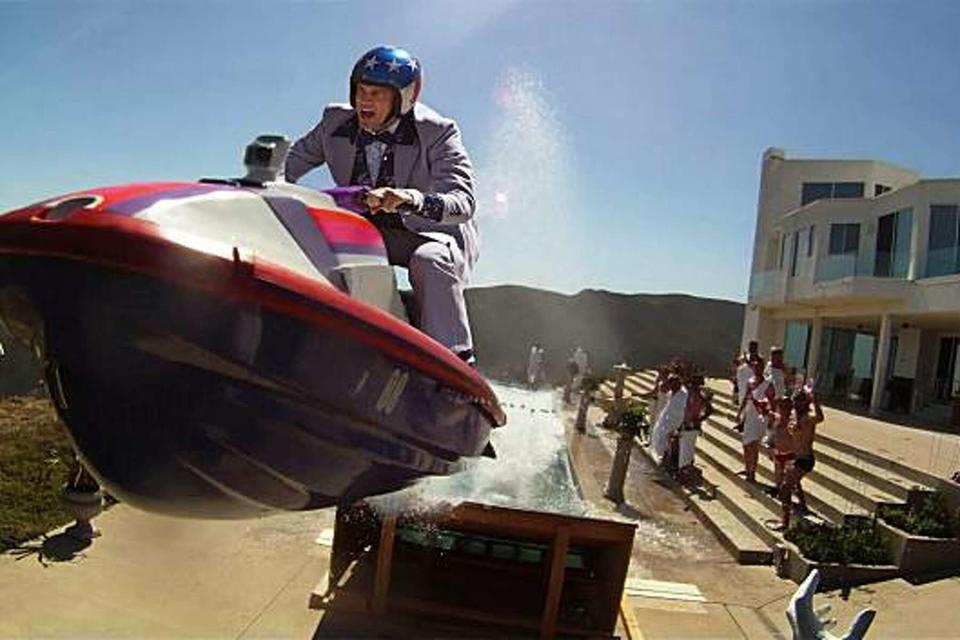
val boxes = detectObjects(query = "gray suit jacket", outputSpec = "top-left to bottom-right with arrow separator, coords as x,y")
285,102 -> 478,268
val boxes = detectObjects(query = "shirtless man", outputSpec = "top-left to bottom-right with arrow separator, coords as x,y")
778,388 -> 824,530
769,396 -> 795,505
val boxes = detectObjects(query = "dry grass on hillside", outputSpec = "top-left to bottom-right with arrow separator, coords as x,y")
0,395 -> 74,548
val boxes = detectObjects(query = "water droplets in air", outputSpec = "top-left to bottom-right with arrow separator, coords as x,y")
474,68 -> 579,289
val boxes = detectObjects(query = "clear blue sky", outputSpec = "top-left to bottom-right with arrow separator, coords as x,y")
3,0 -> 960,302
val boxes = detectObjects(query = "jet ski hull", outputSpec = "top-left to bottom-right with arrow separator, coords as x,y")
0,184 -> 504,518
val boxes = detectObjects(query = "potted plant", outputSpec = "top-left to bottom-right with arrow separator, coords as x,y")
603,401 -> 648,504
59,461 -> 104,541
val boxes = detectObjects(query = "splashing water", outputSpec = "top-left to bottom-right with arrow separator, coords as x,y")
480,67 -> 573,221
474,68 -> 580,289
366,384 -> 712,562
368,384 -> 586,518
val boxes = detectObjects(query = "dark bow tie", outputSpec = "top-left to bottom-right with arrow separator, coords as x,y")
357,128 -> 395,147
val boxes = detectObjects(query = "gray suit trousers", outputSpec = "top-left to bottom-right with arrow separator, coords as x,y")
378,225 -> 473,354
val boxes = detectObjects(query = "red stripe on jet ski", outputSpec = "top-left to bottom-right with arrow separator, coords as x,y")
307,207 -> 385,250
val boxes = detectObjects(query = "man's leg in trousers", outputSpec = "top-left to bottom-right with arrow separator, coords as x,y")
409,240 -> 472,354
377,227 -> 473,354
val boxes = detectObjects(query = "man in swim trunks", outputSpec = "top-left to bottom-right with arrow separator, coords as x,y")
776,387 -> 824,530
770,396 -> 795,500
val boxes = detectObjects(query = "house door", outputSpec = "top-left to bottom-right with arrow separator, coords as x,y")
935,337 -> 960,402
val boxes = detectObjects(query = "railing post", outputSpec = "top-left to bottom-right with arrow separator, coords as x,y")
604,364 -> 633,504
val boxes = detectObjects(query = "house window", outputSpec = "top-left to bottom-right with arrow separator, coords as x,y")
828,223 -> 860,255
875,184 -> 891,196
784,321 -> 811,372
935,337 -> 960,401
801,183 -> 834,206
874,208 -> 912,278
801,181 -> 865,206
790,230 -> 802,277
834,182 -> 865,199
779,233 -> 787,270
927,205 -> 960,277
807,225 -> 815,257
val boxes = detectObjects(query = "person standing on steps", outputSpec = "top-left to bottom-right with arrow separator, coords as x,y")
776,387 -> 824,530
737,355 -> 767,483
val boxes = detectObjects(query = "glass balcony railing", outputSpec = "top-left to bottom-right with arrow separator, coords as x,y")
925,246 -> 960,278
748,269 -> 781,300
814,252 -> 866,282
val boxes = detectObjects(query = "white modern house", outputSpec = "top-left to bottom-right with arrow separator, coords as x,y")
742,148 -> 960,419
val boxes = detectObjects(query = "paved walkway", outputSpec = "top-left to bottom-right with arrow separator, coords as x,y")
0,506 -> 333,638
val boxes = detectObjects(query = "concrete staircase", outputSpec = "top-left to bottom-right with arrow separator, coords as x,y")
598,370 -> 938,566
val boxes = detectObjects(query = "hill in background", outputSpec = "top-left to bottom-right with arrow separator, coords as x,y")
466,285 -> 744,383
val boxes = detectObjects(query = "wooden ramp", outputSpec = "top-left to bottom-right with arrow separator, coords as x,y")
311,500 -> 636,639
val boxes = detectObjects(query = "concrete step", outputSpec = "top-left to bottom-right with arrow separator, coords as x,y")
633,445 -> 773,565
812,432 -> 940,492
699,417 -> 902,514
695,430 -> 868,524
691,447 -> 786,547
703,411 -> 927,501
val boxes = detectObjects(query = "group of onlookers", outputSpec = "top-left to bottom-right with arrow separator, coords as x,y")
732,341 -> 824,531
641,344 -> 825,530
646,358 -> 714,485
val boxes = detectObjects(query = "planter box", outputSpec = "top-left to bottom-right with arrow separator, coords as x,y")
877,519 -> 960,577
774,542 -> 900,590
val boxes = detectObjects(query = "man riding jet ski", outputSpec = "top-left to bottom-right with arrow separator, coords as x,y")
0,49 -> 503,517
285,45 -> 478,366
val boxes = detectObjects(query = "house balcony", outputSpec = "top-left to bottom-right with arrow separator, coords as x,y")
800,252 -> 910,305
814,252 -> 872,282
748,269 -> 785,303
925,246 -> 960,279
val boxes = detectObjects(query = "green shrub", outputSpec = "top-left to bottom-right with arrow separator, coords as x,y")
878,493 -> 955,538
786,519 -> 889,566
602,400 -> 649,438
0,396 -> 74,549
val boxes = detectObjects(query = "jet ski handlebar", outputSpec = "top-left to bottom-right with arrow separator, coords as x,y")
321,186 -> 418,219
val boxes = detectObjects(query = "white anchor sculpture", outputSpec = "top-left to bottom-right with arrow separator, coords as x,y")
787,569 -> 876,640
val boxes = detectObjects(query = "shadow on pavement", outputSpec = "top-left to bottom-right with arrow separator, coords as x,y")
4,532 -> 92,566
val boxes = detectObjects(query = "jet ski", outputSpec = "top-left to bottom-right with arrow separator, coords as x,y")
0,135 -> 505,518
